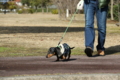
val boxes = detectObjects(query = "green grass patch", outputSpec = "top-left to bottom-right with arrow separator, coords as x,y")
0,47 -> 10,52
0,46 -> 47,57
72,48 -> 85,55
107,26 -> 120,34
0,45 -> 119,57
0,46 -> 86,57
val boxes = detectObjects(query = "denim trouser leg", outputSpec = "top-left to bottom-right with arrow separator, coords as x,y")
84,1 -> 108,51
96,7 -> 108,51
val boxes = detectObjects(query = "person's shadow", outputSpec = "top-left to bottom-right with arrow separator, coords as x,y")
105,45 -> 120,55
92,45 -> 120,57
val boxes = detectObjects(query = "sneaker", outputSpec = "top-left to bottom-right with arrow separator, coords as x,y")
97,50 -> 105,56
84,47 -> 93,57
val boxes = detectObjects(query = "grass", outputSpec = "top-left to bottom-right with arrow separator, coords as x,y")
0,47 -> 10,52
0,13 -> 119,57
107,26 -> 120,34
0,45 -> 86,57
0,46 -> 47,57
0,45 -> 120,57
72,48 -> 85,55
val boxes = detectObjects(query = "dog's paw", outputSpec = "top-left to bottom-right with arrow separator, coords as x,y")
56,59 -> 59,61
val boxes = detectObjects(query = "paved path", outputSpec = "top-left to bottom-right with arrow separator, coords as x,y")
0,55 -> 120,77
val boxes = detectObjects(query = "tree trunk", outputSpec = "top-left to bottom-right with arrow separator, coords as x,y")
47,7 -> 49,13
42,7 -> 44,13
118,0 -> 120,26
110,0 -> 114,20
53,0 -> 80,20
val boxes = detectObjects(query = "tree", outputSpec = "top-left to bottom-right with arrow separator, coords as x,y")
0,2 -> 3,9
118,0 -> 120,25
21,0 -> 31,6
29,0 -> 41,11
110,0 -> 114,20
52,0 -> 79,20
8,1 -> 17,11
21,0 -> 50,12
109,0 -> 120,21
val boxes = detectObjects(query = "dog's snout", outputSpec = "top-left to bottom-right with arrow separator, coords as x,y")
46,55 -> 48,58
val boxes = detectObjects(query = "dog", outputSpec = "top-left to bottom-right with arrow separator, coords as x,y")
46,43 -> 74,61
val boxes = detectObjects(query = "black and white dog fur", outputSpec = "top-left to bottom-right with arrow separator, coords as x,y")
46,43 -> 74,61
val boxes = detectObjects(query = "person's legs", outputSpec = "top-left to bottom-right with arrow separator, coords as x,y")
84,1 -> 97,57
84,1 -> 96,49
96,6 -> 108,54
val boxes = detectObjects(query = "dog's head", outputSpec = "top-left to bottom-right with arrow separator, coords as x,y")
46,47 -> 56,58
46,47 -> 61,58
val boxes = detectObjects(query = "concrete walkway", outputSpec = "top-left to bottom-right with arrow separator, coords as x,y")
0,55 -> 120,80
0,74 -> 120,80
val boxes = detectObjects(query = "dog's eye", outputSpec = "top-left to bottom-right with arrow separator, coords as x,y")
50,50 -> 53,52
50,48 -> 54,52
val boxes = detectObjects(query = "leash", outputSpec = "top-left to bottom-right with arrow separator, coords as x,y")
58,9 -> 78,45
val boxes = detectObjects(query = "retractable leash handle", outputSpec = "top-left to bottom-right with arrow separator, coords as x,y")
77,0 -> 84,10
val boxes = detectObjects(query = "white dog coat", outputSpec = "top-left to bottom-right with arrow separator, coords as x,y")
58,43 -> 70,57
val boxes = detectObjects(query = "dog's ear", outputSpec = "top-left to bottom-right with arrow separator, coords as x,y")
55,47 -> 61,55
49,47 -> 55,53
56,47 -> 60,50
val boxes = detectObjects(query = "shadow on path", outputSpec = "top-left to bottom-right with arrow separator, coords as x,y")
105,45 -> 120,55
52,58 -> 77,62
0,26 -> 85,34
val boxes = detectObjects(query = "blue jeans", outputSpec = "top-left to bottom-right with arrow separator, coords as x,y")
84,0 -> 108,51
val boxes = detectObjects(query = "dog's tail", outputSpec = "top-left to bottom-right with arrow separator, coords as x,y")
70,47 -> 75,49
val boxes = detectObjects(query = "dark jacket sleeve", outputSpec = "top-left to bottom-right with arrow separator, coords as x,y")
98,0 -> 110,8
84,0 -> 110,8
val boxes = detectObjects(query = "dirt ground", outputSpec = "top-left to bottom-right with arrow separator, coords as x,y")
0,13 -> 120,77
0,13 -> 119,50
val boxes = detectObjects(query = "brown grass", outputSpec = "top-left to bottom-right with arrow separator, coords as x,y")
0,13 -> 119,57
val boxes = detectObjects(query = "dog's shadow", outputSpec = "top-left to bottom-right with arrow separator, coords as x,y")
52,58 -> 77,62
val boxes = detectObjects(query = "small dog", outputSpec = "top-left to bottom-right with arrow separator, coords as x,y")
46,43 -> 74,61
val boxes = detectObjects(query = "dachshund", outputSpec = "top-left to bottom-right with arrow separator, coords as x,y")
46,43 -> 74,61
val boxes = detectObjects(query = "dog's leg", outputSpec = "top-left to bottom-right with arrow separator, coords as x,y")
56,55 -> 59,61
67,50 -> 71,60
62,55 -> 66,60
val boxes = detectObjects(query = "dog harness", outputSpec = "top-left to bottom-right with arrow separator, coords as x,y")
58,43 -> 70,57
